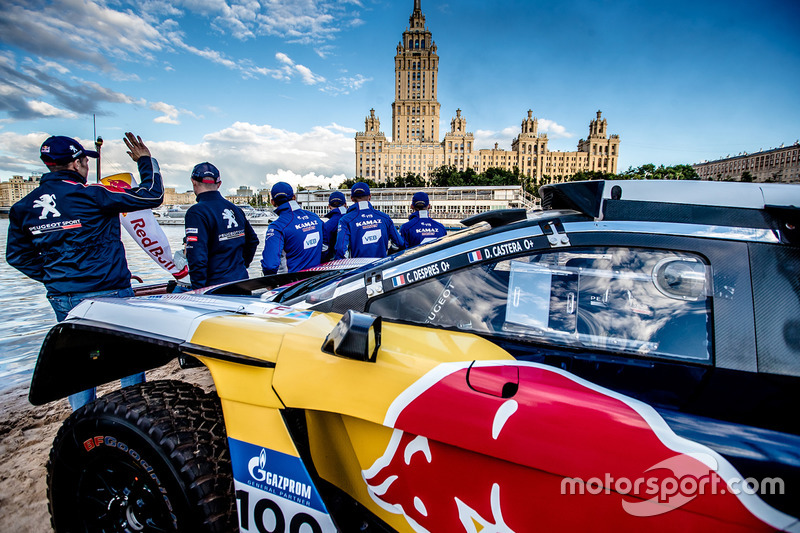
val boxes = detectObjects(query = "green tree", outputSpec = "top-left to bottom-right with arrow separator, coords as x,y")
565,170 -> 618,182
618,164 -> 699,180
429,165 -> 464,187
479,167 -> 519,186
338,177 -> 379,189
403,172 -> 426,188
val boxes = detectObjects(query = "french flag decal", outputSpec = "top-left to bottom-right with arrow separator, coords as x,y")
392,275 -> 406,287
467,250 -> 482,263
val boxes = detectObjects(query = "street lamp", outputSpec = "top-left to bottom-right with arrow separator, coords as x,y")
94,136 -> 103,183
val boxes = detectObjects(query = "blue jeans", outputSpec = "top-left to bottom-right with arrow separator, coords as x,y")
47,287 -> 145,411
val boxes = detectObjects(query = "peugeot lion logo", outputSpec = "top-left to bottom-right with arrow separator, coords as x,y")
33,194 -> 61,219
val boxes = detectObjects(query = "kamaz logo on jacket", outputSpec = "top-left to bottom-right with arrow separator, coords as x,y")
294,220 -> 318,230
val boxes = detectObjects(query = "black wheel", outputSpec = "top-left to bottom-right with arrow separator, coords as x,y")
47,380 -> 237,532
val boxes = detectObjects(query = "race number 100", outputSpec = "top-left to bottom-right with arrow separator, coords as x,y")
236,490 -> 323,533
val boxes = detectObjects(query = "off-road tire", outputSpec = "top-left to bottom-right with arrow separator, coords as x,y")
47,380 -> 237,532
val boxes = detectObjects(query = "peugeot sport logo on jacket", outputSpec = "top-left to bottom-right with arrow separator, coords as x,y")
222,209 -> 238,229
33,194 -> 61,219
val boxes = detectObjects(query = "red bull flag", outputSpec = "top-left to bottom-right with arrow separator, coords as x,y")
100,173 -> 188,280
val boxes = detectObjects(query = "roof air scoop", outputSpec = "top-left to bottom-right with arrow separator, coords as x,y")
539,180 -> 605,218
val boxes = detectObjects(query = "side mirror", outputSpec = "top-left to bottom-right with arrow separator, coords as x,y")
322,310 -> 381,362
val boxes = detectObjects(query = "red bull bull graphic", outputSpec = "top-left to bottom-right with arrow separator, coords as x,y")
363,361 -> 796,532
229,438 -> 336,533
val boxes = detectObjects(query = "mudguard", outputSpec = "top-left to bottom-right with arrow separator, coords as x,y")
29,320 -> 179,405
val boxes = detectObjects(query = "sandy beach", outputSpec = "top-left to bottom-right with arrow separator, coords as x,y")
0,360 -> 214,532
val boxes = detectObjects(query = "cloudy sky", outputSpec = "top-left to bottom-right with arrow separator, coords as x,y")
1,0 -> 798,194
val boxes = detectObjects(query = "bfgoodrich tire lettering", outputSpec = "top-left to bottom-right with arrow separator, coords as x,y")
47,380 -> 237,532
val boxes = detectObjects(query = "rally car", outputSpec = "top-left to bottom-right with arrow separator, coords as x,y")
30,180 -> 800,532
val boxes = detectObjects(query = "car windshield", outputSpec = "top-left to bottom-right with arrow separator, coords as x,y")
281,221 -> 493,306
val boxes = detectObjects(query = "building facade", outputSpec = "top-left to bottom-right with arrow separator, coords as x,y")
355,1 -> 620,183
0,175 -> 41,207
693,142 -> 800,183
163,188 -> 195,206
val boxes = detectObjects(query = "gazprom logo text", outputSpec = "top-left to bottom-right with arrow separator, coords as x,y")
247,448 -> 312,500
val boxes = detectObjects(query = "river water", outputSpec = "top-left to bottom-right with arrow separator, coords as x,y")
0,218 -> 269,393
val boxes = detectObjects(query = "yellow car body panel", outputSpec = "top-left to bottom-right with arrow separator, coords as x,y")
305,411 -> 412,533
221,397 -> 300,458
189,310 -> 518,530
273,320 -> 515,425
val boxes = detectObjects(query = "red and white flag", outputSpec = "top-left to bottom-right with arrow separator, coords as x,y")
100,173 -> 188,279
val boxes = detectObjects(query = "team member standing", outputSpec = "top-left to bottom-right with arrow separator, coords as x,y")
184,162 -> 259,289
321,190 -> 347,263
400,191 -> 447,248
335,182 -> 405,259
6,132 -> 163,410
261,182 -> 323,275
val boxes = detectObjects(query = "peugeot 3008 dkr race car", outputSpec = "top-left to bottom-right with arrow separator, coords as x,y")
30,180 -> 800,532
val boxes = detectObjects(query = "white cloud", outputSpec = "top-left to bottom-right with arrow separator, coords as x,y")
27,101 -> 78,118
322,74 -> 372,95
150,102 -> 181,125
538,118 -> 573,139
0,0 -> 167,70
160,0 -> 363,45
472,120 -> 574,150
32,59 -> 71,75
0,131 -> 55,173
150,101 -> 198,125
295,64 -> 326,85
15,121 -> 356,192
177,42 -> 239,70
274,53 -> 326,85
473,127 -> 517,150
275,52 -> 294,66
261,169 -> 346,192
0,0 -> 371,125
327,122 -> 357,134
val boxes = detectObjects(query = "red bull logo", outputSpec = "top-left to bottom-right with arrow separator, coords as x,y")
362,361 -> 792,532
100,172 -> 134,192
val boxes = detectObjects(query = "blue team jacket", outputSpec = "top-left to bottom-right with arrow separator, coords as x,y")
334,201 -> 405,259
261,201 -> 323,274
184,191 -> 259,289
5,157 -> 164,296
400,210 -> 447,248
322,205 -> 347,263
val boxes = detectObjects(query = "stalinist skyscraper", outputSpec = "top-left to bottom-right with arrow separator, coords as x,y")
355,0 -> 620,183
392,0 -> 440,144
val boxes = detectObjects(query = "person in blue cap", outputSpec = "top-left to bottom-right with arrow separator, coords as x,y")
5,132 -> 163,410
400,191 -> 447,248
334,182 -> 405,259
184,162 -> 259,289
261,182 -> 324,274
321,190 -> 347,263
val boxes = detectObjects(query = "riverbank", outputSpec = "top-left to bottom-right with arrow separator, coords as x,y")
0,360 -> 214,532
